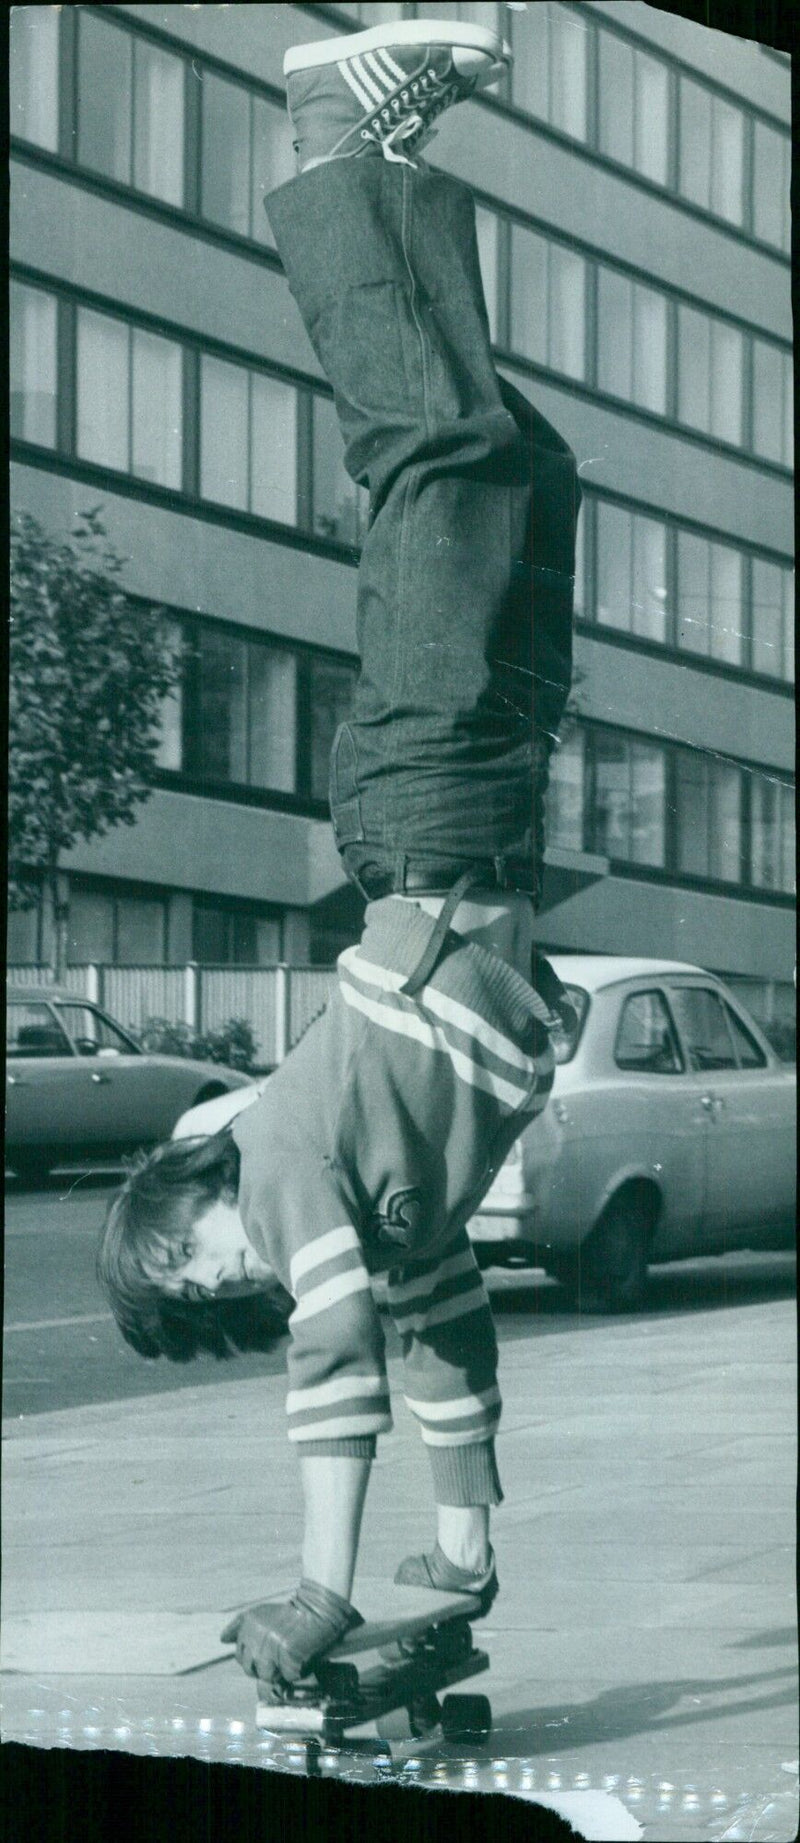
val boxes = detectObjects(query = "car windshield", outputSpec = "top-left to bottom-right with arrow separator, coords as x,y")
551,984 -> 589,1064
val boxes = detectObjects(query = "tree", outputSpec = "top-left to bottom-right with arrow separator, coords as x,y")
9,508 -> 184,980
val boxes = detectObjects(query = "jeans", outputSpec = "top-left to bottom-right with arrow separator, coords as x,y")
266,158 -> 581,904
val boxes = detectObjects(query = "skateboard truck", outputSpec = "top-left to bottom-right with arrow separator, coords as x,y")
252,1587 -> 493,1772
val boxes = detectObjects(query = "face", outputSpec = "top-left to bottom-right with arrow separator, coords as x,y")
157,1197 -> 278,1302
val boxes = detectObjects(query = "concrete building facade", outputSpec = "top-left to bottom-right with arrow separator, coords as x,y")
8,3 -> 795,1041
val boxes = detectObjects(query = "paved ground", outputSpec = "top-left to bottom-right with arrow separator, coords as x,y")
2,1224 -> 796,1840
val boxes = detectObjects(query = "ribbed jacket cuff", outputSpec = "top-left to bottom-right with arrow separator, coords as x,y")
293,1437 -> 377,1461
427,1440 -> 503,1507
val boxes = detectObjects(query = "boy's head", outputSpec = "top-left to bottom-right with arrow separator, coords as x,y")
97,1128 -> 288,1362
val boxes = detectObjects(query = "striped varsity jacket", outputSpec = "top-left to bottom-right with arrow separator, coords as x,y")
233,897 -> 559,1463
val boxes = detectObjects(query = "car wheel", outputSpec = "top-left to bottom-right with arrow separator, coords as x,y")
11,1152 -> 54,1186
191,1083 -> 229,1107
549,1190 -> 653,1312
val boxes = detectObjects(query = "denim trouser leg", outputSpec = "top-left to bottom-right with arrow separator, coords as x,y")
266,159 -> 580,902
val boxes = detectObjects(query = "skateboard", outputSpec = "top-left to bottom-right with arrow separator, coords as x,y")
252,1585 -> 492,1769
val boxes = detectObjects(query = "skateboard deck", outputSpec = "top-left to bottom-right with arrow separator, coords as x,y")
253,1585 -> 492,1754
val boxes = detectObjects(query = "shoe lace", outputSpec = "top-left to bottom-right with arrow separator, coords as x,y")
360,68 -> 461,166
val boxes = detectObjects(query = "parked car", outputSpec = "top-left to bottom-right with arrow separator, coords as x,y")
469,957 -> 796,1309
5,985 -> 253,1182
169,956 -> 796,1314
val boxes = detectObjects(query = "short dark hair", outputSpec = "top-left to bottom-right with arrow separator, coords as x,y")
96,1129 -> 290,1362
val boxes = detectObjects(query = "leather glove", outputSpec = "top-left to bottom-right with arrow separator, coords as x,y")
220,1578 -> 363,1684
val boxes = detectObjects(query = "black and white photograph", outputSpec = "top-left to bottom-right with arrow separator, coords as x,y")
4,3 -> 797,1838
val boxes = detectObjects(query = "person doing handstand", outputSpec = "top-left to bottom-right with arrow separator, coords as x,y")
98,15 -> 581,1691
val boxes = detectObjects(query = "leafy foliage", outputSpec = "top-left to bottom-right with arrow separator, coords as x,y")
136,1015 -> 259,1073
8,508 -> 183,924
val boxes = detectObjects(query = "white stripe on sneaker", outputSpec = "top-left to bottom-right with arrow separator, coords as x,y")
373,46 -> 407,85
338,57 -> 375,112
350,52 -> 386,105
363,50 -> 400,94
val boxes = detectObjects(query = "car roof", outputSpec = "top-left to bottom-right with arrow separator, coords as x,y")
547,955 -> 706,994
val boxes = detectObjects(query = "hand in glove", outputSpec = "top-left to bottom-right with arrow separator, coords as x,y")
220,1577 -> 363,1684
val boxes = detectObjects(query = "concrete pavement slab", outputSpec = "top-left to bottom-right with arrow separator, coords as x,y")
2,1286 -> 795,1837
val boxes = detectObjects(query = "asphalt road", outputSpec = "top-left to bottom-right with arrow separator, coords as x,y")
3,1171 -> 796,1421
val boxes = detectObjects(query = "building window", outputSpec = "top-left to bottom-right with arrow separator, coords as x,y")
76,308 -> 183,487
676,531 -> 743,667
597,33 -> 669,186
753,121 -> 791,252
10,282 -> 57,446
190,626 -> 298,795
678,78 -> 745,226
590,731 -> 667,867
199,71 -> 294,248
192,899 -> 282,966
547,727 -> 585,852
308,656 -> 358,803
752,341 -> 793,469
76,10 -> 184,207
675,753 -> 742,884
750,779 -> 795,895
677,306 -> 744,446
475,206 -> 500,344
312,396 -> 369,547
10,5 -> 59,150
597,269 -> 667,414
510,227 -> 586,380
751,559 -> 794,682
67,883 -> 168,965
595,502 -> 669,644
510,3 -> 588,141
199,356 -> 298,524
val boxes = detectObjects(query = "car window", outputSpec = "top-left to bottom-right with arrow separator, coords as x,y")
7,1001 -> 73,1058
53,1003 -> 139,1056
667,986 -> 738,1071
551,985 -> 589,1065
723,1003 -> 768,1069
614,990 -> 684,1074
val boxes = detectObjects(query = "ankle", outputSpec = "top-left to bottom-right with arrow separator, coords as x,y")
436,1507 -> 490,1574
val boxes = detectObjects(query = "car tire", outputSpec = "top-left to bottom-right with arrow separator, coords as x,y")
11,1152 -> 54,1186
548,1191 -> 653,1312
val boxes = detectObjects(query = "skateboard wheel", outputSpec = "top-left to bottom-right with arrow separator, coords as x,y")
440,1693 -> 492,1743
411,1695 -> 441,1738
375,1707 -> 415,1742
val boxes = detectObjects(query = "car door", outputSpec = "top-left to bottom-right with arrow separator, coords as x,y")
664,981 -> 789,1244
50,1000 -> 213,1147
607,984 -> 709,1255
6,998 -> 84,1149
49,1000 -> 158,1148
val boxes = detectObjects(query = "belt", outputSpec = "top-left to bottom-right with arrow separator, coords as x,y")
356,857 -> 534,901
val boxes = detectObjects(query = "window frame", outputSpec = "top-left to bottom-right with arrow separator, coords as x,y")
579,486 -> 794,690
613,986 -> 686,1076
9,4 -> 791,263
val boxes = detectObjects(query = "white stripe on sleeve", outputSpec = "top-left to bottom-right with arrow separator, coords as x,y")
289,1266 -> 373,1326
290,1410 -> 392,1443
290,1223 -> 361,1292
403,1384 -> 501,1423
385,1248 -> 477,1307
390,1284 -> 490,1338
286,1372 -> 388,1414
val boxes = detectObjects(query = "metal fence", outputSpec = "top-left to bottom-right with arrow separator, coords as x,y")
5,964 -> 338,1067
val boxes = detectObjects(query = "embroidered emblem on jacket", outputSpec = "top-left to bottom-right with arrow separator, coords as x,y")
369,1186 -> 422,1249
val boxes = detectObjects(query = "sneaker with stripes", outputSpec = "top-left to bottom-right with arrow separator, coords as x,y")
284,19 -> 512,170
